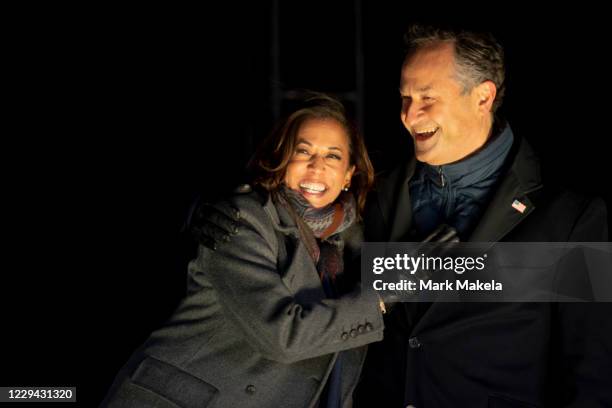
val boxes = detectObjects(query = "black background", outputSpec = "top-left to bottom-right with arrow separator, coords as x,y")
3,3 -> 611,406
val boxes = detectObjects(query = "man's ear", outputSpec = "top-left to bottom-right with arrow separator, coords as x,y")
475,80 -> 497,114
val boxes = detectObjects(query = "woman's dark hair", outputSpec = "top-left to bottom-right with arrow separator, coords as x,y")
249,92 -> 374,215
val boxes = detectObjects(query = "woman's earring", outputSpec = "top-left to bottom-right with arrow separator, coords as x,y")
343,185 -> 350,192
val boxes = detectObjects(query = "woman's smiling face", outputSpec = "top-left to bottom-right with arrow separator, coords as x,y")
284,118 -> 355,208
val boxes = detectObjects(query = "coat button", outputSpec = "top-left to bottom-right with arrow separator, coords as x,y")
245,384 -> 256,394
365,322 -> 373,332
341,332 -> 349,341
358,325 -> 365,334
349,329 -> 358,338
408,337 -> 421,349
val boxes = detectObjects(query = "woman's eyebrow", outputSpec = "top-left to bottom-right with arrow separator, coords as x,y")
297,139 -> 343,152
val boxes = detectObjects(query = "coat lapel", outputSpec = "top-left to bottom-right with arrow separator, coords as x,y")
468,135 -> 542,242
264,196 -> 327,298
375,159 -> 417,242
467,172 -> 535,242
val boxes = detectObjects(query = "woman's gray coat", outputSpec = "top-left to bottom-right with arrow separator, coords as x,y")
102,189 -> 384,408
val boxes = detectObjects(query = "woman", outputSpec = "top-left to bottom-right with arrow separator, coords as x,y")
102,93 -> 385,408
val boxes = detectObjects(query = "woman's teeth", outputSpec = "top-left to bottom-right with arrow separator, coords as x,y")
299,182 -> 326,193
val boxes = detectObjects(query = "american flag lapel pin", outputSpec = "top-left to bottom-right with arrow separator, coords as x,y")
512,199 -> 527,213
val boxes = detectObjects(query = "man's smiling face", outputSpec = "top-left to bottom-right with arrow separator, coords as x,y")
400,41 -> 492,165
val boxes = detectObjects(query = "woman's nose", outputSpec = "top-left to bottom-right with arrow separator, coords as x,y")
307,154 -> 325,171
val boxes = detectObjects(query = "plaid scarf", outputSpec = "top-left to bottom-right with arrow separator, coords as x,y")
275,186 -> 356,293
281,186 -> 356,238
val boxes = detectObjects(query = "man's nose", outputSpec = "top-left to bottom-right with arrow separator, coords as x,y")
401,100 -> 424,128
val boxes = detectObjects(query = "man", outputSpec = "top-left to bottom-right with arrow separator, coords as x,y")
354,24 -> 610,407
192,24 -> 611,407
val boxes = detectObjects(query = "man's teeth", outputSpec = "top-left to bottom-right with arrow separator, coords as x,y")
299,182 -> 326,192
416,128 -> 438,136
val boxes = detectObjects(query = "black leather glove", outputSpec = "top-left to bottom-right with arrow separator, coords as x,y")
379,223 -> 460,305
421,223 -> 460,244
189,184 -> 252,250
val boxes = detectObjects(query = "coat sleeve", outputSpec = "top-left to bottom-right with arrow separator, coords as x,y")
556,197 -> 612,407
188,201 -> 384,364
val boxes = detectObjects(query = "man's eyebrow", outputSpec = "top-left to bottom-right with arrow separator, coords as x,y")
417,85 -> 433,92
399,84 -> 434,95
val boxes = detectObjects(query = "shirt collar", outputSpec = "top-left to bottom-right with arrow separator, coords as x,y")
420,121 -> 515,188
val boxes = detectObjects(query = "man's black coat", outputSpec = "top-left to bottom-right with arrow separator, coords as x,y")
355,134 -> 611,407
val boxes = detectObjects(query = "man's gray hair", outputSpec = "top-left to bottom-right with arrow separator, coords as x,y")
404,24 -> 506,113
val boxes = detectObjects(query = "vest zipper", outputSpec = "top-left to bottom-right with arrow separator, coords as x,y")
438,166 -> 445,187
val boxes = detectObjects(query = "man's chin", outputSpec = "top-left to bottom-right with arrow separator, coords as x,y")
414,144 -> 438,164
